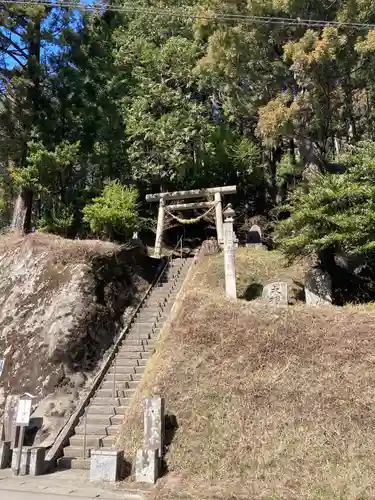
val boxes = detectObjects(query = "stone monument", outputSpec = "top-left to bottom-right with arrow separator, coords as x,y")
305,267 -> 332,305
246,225 -> 263,247
262,282 -> 288,306
135,395 -> 165,484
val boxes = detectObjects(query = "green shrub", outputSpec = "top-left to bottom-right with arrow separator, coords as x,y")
273,141 -> 375,260
82,181 -> 140,240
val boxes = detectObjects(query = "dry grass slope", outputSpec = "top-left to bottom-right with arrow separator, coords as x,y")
118,249 -> 375,500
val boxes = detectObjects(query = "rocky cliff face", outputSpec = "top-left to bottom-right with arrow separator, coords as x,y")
0,233 -> 159,445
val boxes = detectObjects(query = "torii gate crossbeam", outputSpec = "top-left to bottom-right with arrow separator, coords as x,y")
146,186 -> 237,257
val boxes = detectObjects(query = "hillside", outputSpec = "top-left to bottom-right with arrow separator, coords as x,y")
0,232 -> 160,446
117,248 -> 375,500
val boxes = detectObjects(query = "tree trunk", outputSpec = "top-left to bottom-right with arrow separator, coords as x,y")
13,15 -> 41,234
12,186 -> 33,233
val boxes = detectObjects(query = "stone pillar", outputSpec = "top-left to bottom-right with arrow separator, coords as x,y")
0,441 -> 12,469
223,204 -> 237,299
214,192 -> 223,247
90,449 -> 124,483
143,395 -> 165,458
135,395 -> 165,485
135,447 -> 159,484
154,198 -> 165,258
11,446 -> 30,475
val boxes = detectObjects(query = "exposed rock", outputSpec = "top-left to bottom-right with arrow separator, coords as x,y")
305,267 -> 332,306
200,238 -> 220,256
0,233 -> 160,446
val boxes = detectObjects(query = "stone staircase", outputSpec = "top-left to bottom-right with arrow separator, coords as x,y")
58,257 -> 191,470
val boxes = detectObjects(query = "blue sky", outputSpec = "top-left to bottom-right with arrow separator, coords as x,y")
2,1 -> 92,71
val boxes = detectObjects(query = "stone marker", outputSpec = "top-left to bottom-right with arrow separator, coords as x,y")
262,282 -> 288,306
0,440 -> 11,469
304,267 -> 332,306
223,205 -> 237,299
135,395 -> 165,485
144,395 -> 165,457
135,447 -> 159,484
90,449 -> 124,483
246,224 -> 262,247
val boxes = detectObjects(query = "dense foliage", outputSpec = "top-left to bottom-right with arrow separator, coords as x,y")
2,0 -> 375,255
273,142 -> 375,259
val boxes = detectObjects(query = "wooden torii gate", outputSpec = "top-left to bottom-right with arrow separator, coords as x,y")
146,185 -> 237,257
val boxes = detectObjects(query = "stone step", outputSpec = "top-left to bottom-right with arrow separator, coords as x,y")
63,445 -> 92,459
142,306 -> 163,313
101,436 -> 115,447
106,425 -> 121,436
58,456 -> 90,469
69,434 -> 104,447
117,345 -> 146,353
114,404 -> 130,415
123,339 -> 155,349
102,380 -> 138,391
74,425 -> 107,436
100,380 -> 133,390
146,299 -> 167,307
103,373 -> 133,382
110,414 -> 125,425
108,365 -> 136,374
84,415 -> 112,426
125,333 -> 151,341
131,373 -> 143,382
120,338 -> 149,346
112,357 -> 142,366
129,324 -> 154,333
114,351 -> 142,360
140,351 -> 152,360
90,397 -> 131,408
95,388 -> 135,398
134,316 -> 159,325
87,405 -> 115,415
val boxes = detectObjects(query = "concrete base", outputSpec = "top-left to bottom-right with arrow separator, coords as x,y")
90,448 -> 124,483
0,441 -> 12,469
11,447 -> 45,476
135,447 -> 159,484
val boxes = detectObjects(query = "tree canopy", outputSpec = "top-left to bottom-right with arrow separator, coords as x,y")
1,0 -> 375,259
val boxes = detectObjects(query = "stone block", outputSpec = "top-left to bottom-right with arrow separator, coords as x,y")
29,447 -> 45,476
0,441 -> 12,469
144,395 -> 165,457
90,448 -> 124,483
11,446 -> 31,475
135,446 -> 159,484
262,282 -> 288,306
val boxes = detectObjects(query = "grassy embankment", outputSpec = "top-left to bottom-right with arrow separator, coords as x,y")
118,248 -> 375,500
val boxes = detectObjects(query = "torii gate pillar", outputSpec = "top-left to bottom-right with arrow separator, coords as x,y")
154,197 -> 165,258
214,192 -> 223,247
